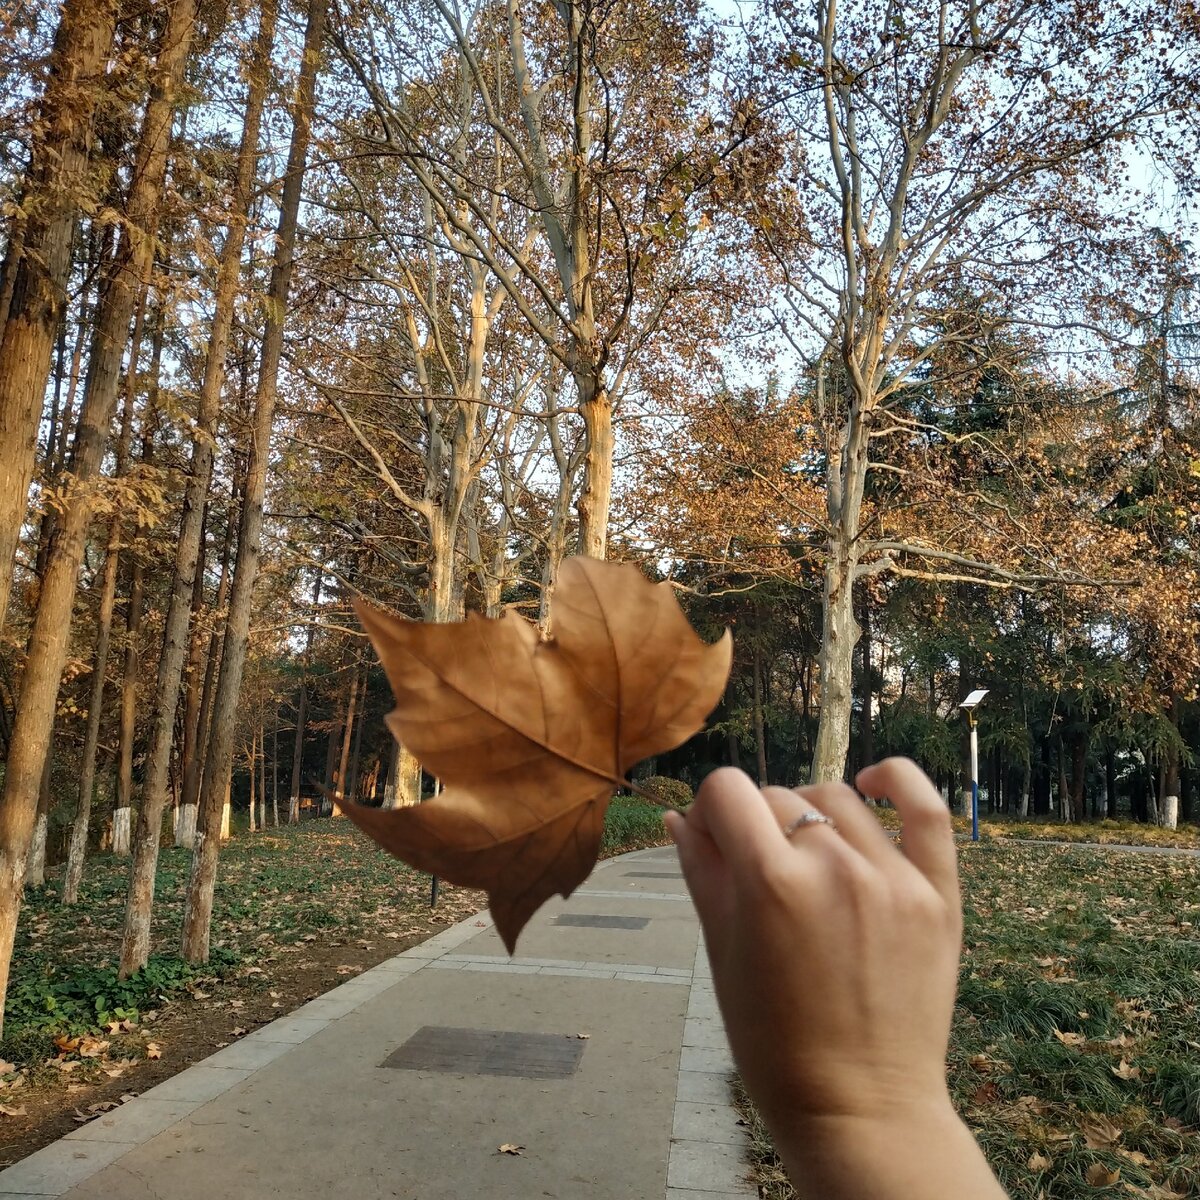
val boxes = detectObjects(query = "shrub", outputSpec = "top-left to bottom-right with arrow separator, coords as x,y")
602,795 -> 668,853
638,775 -> 694,810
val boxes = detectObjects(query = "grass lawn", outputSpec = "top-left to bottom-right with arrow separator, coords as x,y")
0,795 -> 668,1164
741,839 -> 1200,1200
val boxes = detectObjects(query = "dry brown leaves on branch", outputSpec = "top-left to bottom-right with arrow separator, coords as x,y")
341,557 -> 731,950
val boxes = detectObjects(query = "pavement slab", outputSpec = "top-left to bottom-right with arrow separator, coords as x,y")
0,847 -> 754,1200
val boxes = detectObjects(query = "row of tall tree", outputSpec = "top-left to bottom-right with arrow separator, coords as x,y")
0,0 -> 1196,1035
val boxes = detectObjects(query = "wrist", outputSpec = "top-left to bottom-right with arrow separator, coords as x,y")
770,1098 -> 1008,1200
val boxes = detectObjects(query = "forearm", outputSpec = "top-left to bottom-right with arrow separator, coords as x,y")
772,1101 -> 1009,1200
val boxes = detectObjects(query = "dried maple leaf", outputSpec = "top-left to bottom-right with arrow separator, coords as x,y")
344,557 -> 731,951
1085,1163 -> 1120,1187
1082,1115 -> 1123,1149
1053,1028 -> 1087,1047
497,1144 -> 525,1156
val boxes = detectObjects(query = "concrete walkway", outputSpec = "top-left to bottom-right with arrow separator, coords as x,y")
0,847 -> 754,1200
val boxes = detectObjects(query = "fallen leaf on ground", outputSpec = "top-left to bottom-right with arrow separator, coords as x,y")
1053,1029 -> 1086,1047
1116,1149 -> 1152,1166
1086,1163 -> 1120,1187
78,1037 -> 109,1059
1111,1059 -> 1141,1080
344,557 -> 731,951
575,1033 -> 590,1040
1082,1115 -> 1123,1149
497,1144 -> 525,1155
0,1060 -> 16,1076
1027,1152 -> 1052,1170
0,1105 -> 26,1117
144,1043 -> 162,1060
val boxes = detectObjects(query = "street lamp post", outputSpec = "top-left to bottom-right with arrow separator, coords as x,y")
959,690 -> 989,843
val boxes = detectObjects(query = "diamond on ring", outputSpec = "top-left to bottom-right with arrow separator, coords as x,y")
782,811 -> 837,838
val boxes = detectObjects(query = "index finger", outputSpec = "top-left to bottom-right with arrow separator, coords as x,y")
855,757 -> 959,909
687,767 -> 789,873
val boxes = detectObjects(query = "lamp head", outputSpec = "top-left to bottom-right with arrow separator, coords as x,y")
960,688 -> 989,710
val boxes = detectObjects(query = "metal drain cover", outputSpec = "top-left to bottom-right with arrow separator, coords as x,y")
624,871 -> 682,879
381,1027 -> 584,1079
552,914 -> 649,929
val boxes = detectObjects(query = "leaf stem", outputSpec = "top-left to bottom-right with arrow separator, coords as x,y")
625,781 -> 672,809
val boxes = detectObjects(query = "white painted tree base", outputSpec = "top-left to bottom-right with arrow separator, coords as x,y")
112,806 -> 132,856
1162,795 -> 1179,830
25,814 -> 48,886
220,800 -> 231,841
176,804 -> 197,848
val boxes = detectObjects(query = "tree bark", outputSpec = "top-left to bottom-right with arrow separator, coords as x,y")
857,584 -> 874,775
119,0 -> 276,977
576,373 -> 612,559
24,751 -> 53,887
811,382 -> 870,783
180,468 -> 241,841
62,283 -> 146,903
247,731 -> 257,833
180,0 -> 326,965
271,711 -> 280,826
288,570 -> 322,823
811,538 -> 861,782
0,0 -> 119,632
333,667 -> 359,814
345,683 -> 364,804
0,0 -> 196,1032
176,512 -> 209,843
751,615 -> 768,786
1105,746 -> 1117,820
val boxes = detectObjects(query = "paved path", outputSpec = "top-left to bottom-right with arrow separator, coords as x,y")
0,847 -> 753,1200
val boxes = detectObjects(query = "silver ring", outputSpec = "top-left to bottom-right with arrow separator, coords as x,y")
782,811 -> 837,838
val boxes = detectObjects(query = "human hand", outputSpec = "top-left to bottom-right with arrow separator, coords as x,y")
665,759 -> 1005,1200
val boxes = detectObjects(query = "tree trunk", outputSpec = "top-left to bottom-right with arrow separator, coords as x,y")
62,400 -> 133,902
576,373 -> 612,560
220,767 -> 232,841
289,570 -> 323,823
119,0 -> 276,977
811,385 -> 870,784
247,734 -> 257,833
257,723 -> 267,830
180,472 -> 240,842
176,514 -> 209,843
180,0 -> 325,965
382,743 -> 422,810
1161,696 -> 1181,826
0,0 -> 195,1031
271,712 -> 280,826
333,668 -> 359,814
751,622 -> 768,786
24,752 -> 53,887
811,538 -> 860,783
0,0 -> 119,633
1105,746 -> 1117,820
857,584 -> 874,776
346,683 -> 365,804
